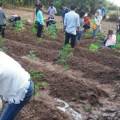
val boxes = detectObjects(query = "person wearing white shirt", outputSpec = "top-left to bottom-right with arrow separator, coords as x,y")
48,3 -> 57,17
64,5 -> 80,48
0,51 -> 34,120
104,30 -> 116,47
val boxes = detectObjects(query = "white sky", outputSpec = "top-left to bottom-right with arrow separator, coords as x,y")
107,0 -> 120,6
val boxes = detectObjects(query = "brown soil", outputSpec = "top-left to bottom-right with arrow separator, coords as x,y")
1,8 -> 120,120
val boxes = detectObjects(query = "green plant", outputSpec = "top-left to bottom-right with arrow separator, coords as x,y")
89,43 -> 100,52
27,50 -> 38,60
57,44 -> 73,67
48,24 -> 57,40
15,20 -> 24,32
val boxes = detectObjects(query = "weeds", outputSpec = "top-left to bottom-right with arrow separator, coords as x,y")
57,44 -> 73,68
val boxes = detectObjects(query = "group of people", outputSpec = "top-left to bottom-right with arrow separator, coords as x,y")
62,4 -> 120,48
0,2 -> 120,120
34,2 -> 57,37
63,5 -> 107,48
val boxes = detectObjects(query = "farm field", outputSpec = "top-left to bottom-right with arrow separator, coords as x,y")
0,8 -> 120,120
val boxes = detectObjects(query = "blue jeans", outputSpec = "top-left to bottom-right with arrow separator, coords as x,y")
93,26 -> 100,38
76,31 -> 83,41
0,80 -> 34,120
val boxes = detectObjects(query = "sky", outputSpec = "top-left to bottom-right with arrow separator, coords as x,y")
107,0 -> 120,7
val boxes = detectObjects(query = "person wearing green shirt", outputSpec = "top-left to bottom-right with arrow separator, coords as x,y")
36,4 -> 44,37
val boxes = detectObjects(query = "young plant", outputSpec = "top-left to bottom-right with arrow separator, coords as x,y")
89,43 -> 100,52
57,44 -> 73,68
15,20 -> 24,32
48,24 -> 57,40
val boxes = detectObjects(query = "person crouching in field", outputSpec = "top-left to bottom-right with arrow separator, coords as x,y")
0,51 -> 34,120
36,4 -> 44,37
104,30 -> 116,48
0,3 -> 6,37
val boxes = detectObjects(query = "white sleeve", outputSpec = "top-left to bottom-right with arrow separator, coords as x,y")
54,7 -> 57,14
64,14 -> 67,26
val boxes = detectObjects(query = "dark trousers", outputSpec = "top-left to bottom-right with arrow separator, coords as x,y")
65,32 -> 76,48
0,25 -> 5,37
0,80 -> 34,120
37,23 -> 43,37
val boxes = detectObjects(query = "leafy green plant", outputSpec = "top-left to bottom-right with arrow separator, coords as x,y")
89,43 -> 100,52
27,50 -> 38,60
15,20 -> 24,32
48,24 -> 57,40
57,44 -> 73,67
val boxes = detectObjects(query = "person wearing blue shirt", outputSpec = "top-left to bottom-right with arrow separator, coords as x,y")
36,4 -> 44,37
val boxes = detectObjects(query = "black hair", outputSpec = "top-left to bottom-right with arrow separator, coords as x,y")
36,3 -> 42,15
70,5 -> 76,10
108,30 -> 113,35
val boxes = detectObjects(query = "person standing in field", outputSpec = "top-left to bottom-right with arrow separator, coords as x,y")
0,51 -> 34,120
0,3 -> 6,37
64,5 -> 80,48
36,4 -> 44,37
92,12 -> 102,39
48,3 -> 57,18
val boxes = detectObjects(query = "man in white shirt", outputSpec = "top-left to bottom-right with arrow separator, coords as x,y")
48,3 -> 57,18
0,51 -> 34,120
64,5 -> 80,48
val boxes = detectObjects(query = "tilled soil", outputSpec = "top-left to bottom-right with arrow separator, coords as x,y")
2,23 -> 120,120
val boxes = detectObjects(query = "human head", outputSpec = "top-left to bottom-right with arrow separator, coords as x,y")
37,3 -> 42,10
108,30 -> 113,35
50,3 -> 53,7
70,5 -> 76,11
